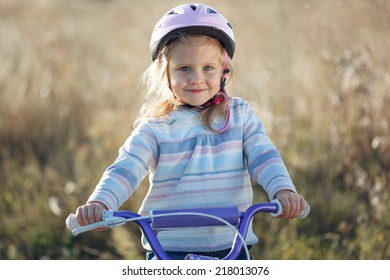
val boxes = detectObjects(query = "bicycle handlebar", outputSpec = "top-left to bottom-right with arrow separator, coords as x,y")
66,199 -> 309,260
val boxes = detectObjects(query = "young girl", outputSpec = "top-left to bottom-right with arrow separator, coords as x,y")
73,3 -> 307,260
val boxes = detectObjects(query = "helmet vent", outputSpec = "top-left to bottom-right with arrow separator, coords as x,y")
168,10 -> 178,15
189,4 -> 197,11
206,8 -> 217,14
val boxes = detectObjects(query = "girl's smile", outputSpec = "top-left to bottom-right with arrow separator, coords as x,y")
168,36 -> 224,107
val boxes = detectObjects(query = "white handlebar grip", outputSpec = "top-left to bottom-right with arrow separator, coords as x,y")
66,213 -> 80,231
270,199 -> 283,217
65,210 -> 123,236
270,199 -> 310,219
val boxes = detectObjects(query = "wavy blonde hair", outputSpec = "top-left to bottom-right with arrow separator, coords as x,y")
134,34 -> 233,132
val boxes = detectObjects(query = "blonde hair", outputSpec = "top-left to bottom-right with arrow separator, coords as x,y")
134,34 -> 234,132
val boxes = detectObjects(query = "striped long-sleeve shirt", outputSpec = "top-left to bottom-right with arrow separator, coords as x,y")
87,97 -> 297,252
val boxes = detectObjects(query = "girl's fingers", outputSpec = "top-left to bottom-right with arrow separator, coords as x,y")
278,193 -> 305,218
75,203 -> 104,226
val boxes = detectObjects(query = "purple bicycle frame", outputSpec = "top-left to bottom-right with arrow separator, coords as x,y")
112,202 -> 279,260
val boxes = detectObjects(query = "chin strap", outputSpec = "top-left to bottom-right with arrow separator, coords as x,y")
184,90 -> 225,109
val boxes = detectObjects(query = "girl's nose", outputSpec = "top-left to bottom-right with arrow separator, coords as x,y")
189,70 -> 204,84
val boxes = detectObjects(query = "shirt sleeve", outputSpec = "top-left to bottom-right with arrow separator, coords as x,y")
242,102 -> 297,200
87,121 -> 158,210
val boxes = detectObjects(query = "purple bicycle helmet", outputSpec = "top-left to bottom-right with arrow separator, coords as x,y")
150,3 -> 235,61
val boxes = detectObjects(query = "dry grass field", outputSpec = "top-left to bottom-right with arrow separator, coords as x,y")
1,0 -> 389,259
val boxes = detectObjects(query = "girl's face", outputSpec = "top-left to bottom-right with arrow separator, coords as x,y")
168,36 -> 224,107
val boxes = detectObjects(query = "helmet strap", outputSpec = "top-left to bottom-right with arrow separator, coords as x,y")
214,49 -> 230,132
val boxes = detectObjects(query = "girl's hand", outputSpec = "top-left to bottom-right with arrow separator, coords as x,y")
75,202 -> 107,230
275,190 -> 306,219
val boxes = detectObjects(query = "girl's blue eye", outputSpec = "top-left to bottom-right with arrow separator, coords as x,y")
204,66 -> 213,71
180,66 -> 190,72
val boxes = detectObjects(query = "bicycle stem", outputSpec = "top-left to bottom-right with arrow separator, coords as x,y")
222,202 -> 279,260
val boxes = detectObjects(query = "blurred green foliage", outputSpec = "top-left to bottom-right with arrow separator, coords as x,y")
1,0 -> 389,259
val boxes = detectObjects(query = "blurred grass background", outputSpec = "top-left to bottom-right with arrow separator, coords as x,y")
0,0 -> 389,260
